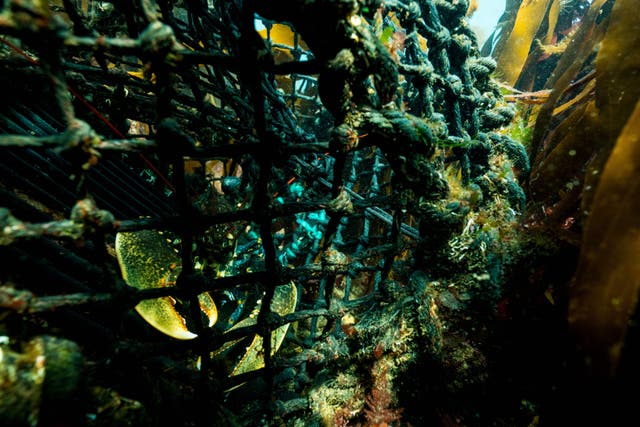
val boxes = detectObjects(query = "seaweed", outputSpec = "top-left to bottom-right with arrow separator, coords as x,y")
487,0 -> 640,411
566,0 -> 640,378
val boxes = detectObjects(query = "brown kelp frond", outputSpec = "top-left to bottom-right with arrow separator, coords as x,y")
486,0 -> 597,91
493,0 -> 555,85
568,99 -> 640,378
501,0 -> 639,381
566,0 -> 640,379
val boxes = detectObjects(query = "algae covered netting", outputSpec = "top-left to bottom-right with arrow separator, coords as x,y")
0,1 -> 534,426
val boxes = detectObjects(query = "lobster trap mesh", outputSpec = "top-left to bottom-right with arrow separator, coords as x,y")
0,1 -> 529,425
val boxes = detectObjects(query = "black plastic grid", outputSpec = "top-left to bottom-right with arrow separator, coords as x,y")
0,1 -> 527,425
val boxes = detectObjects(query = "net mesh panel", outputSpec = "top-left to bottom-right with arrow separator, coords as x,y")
0,0 -> 524,425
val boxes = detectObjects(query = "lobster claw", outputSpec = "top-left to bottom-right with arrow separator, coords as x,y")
230,282 -> 297,377
115,230 -> 218,340
206,281 -> 297,389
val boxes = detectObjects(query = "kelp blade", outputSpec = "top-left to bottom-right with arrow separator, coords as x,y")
495,0 -> 554,85
569,99 -> 640,377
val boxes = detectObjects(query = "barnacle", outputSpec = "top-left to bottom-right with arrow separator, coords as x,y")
115,230 -> 218,340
